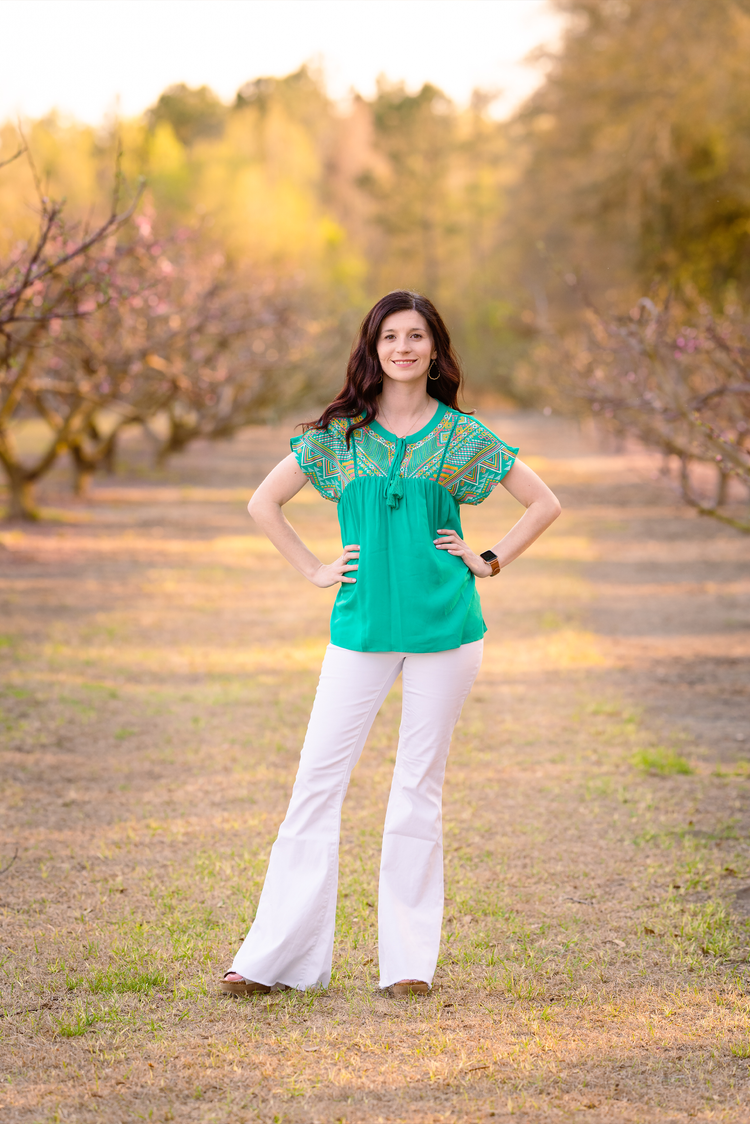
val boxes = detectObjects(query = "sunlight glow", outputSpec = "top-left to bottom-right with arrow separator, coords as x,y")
0,0 -> 562,124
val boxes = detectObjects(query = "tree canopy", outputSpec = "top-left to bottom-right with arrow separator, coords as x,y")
511,0 -> 750,308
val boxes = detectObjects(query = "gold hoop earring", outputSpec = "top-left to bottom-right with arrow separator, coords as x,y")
428,359 -> 439,381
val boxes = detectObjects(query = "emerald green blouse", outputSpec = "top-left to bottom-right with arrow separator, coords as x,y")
290,400 -> 517,653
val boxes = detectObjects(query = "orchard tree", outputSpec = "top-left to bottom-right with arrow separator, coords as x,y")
525,285 -> 750,531
0,144 -> 329,518
55,212 -> 292,492
0,147 -> 144,518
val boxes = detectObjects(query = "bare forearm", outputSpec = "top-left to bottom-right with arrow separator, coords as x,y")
489,498 -> 561,569
247,456 -> 359,589
248,497 -> 323,581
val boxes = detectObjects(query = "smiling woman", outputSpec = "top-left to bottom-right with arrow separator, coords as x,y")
221,289 -> 561,999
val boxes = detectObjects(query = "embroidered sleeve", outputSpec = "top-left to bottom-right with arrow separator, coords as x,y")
439,416 -> 518,505
289,421 -> 354,502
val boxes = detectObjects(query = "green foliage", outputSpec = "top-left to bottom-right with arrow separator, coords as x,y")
84,966 -> 168,995
631,746 -> 693,776
364,82 -> 459,295
363,82 -> 516,388
512,0 -> 750,308
53,1007 -> 97,1036
678,901 -> 739,958
148,84 -> 226,146
65,940 -> 168,996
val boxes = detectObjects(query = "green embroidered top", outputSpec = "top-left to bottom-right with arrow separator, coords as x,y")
290,400 -> 518,653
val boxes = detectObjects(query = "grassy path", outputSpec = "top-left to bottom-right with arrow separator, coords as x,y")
1,414 -> 750,1123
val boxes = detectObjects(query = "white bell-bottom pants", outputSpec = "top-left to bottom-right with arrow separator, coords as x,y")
231,639 -> 483,990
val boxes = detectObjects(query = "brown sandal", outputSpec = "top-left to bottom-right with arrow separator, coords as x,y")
387,979 -> 430,997
220,971 -> 271,996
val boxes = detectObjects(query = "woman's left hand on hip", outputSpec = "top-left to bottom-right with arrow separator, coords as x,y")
434,529 -> 493,578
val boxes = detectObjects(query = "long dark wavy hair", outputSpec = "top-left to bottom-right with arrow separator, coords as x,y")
305,290 -> 465,443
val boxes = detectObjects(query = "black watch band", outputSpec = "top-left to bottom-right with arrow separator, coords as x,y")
480,549 -> 501,576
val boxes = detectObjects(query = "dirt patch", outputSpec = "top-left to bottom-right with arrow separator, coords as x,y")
1,413 -> 750,1123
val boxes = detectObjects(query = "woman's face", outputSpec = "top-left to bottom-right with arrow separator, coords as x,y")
376,310 -> 436,386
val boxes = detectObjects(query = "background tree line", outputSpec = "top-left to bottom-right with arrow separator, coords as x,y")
1,0 -> 748,521
511,0 -> 750,527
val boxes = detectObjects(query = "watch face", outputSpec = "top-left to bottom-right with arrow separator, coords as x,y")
480,550 -> 497,563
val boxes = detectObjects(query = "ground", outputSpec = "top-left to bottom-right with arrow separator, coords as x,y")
1,412 -> 749,1124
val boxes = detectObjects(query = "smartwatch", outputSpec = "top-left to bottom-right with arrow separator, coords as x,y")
480,549 -> 501,576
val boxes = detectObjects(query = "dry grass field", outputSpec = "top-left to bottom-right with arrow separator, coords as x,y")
1,413 -> 750,1124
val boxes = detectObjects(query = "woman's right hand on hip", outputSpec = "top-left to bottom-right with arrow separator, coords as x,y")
310,545 -> 360,588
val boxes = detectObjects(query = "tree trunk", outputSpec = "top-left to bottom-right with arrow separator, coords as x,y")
715,468 -> 731,508
73,464 -> 94,498
156,420 -> 192,466
70,446 -> 94,498
3,472 -> 39,522
103,432 -> 118,476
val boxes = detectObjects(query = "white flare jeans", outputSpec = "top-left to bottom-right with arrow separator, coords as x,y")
232,639 -> 483,990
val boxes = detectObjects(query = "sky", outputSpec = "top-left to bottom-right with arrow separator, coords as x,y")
0,0 -> 563,125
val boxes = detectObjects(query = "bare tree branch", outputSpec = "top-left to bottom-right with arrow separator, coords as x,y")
0,145 -> 26,171
523,278 -> 750,531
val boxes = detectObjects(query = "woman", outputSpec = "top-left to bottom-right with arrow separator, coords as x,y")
221,290 -> 560,997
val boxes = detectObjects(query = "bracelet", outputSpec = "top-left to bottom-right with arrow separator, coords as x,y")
479,549 -> 501,576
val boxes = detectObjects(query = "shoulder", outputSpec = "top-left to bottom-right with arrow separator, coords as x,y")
290,419 -> 355,503
444,411 -> 517,455
291,418 -> 350,458
441,411 -> 519,503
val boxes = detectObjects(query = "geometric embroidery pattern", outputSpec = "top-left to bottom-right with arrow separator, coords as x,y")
290,409 -> 517,505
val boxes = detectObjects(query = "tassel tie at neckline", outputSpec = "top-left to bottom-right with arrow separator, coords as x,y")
384,437 -> 407,508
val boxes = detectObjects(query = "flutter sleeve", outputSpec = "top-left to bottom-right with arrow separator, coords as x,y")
440,416 -> 518,505
289,423 -> 350,502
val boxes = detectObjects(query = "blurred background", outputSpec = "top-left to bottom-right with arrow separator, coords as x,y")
1,0 -> 748,524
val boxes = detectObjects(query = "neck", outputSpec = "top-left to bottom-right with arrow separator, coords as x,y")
376,377 -> 433,429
